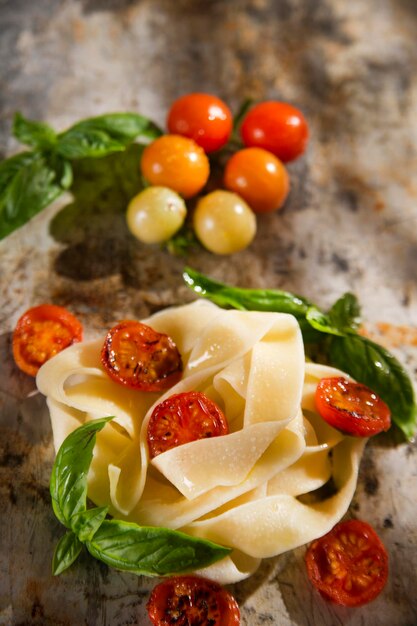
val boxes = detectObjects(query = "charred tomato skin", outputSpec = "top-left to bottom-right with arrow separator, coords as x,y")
146,575 -> 240,625
101,320 -> 182,391
147,391 -> 229,458
315,377 -> 391,437
13,304 -> 83,376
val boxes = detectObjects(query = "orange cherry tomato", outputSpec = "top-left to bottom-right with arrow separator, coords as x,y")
167,93 -> 233,153
147,575 -> 240,625
224,147 -> 290,213
240,101 -> 309,162
315,377 -> 391,437
141,134 -> 210,198
12,304 -> 83,376
101,320 -> 182,391
147,391 -> 229,458
305,519 -> 389,607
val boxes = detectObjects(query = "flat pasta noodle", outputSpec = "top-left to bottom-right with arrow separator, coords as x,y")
37,301 -> 366,584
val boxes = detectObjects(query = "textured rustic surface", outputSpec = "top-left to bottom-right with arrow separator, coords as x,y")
1,0 -> 417,624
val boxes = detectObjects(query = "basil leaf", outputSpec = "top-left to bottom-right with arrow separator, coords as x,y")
329,334 -> 417,440
13,112 -> 57,150
57,113 -> 162,159
52,531 -> 83,575
306,307 -> 346,336
85,519 -> 231,576
50,417 -> 114,527
328,292 -> 361,332
0,153 -> 65,240
70,506 -> 109,542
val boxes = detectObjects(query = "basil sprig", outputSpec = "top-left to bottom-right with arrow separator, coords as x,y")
183,268 -> 417,440
51,417 -> 230,576
0,112 -> 162,240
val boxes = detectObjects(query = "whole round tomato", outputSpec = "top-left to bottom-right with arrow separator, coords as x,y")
141,134 -> 210,198
240,101 -> 309,162
147,391 -> 229,458
224,147 -> 290,213
193,190 -> 256,255
13,304 -> 83,376
167,93 -> 233,153
126,186 -> 187,244
101,320 -> 182,391
305,519 -> 389,607
147,575 -> 240,625
315,377 -> 391,437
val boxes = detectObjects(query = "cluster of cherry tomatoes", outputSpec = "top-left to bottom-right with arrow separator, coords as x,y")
126,93 -> 309,255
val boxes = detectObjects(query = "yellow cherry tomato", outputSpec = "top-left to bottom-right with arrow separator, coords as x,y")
126,186 -> 187,244
141,135 -> 210,199
193,190 -> 256,255
224,147 -> 290,213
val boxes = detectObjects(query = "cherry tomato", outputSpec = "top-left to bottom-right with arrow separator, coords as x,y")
147,391 -> 229,458
101,321 -> 182,391
167,93 -> 233,153
126,186 -> 187,244
193,190 -> 256,255
141,135 -> 210,199
305,519 -> 389,607
240,101 -> 309,162
224,147 -> 290,213
147,575 -> 240,625
315,377 -> 391,437
12,304 -> 83,377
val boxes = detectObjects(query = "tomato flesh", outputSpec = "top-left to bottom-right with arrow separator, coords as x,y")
147,391 -> 229,458
305,519 -> 388,607
315,377 -> 391,437
240,101 -> 309,162
147,575 -> 240,625
12,304 -> 83,376
101,321 -> 182,391
167,93 -> 233,153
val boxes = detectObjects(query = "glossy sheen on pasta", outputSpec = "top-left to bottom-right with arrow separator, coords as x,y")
37,301 -> 365,584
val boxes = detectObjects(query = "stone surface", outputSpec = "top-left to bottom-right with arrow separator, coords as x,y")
0,0 -> 417,624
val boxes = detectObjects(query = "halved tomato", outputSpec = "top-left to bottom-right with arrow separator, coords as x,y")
315,377 -> 391,437
147,391 -> 229,458
101,320 -> 182,391
12,304 -> 83,376
146,575 -> 240,625
305,519 -> 389,607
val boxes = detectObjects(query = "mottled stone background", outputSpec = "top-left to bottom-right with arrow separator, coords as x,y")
0,0 -> 416,624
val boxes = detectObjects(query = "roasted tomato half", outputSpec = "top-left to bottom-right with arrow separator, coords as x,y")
305,519 -> 389,607
315,377 -> 391,437
147,575 -> 240,625
147,391 -> 229,458
13,304 -> 83,376
101,320 -> 182,391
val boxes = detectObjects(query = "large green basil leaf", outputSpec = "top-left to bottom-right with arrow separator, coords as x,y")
13,112 -> 57,150
0,152 -> 66,240
52,531 -> 83,575
70,506 -> 109,542
305,307 -> 346,336
86,519 -> 231,577
329,334 -> 417,440
50,417 -> 114,528
328,292 -> 361,332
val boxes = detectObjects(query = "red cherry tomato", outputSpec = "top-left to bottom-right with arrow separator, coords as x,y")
147,391 -> 229,458
240,101 -> 309,162
305,519 -> 389,607
315,377 -> 391,437
167,93 -> 233,153
141,134 -> 210,198
224,147 -> 290,213
147,575 -> 240,625
12,304 -> 83,376
101,321 -> 182,391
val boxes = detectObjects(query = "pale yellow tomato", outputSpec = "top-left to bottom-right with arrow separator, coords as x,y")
126,187 -> 187,244
193,190 -> 256,255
